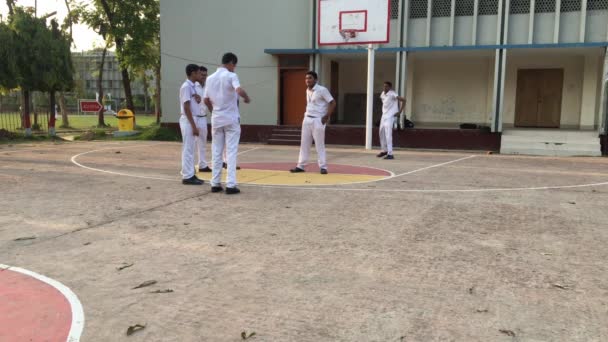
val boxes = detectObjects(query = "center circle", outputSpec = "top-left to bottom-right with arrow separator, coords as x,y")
195,162 -> 393,186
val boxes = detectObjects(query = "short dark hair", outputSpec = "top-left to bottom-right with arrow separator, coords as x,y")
222,52 -> 238,65
384,81 -> 392,88
199,65 -> 208,72
306,71 -> 318,80
186,64 -> 199,76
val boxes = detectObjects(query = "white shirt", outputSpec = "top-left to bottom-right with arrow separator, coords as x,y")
204,67 -> 241,127
305,84 -> 334,118
179,79 -> 200,117
195,82 -> 209,117
380,90 -> 399,118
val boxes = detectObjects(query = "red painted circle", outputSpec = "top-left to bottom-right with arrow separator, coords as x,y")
0,269 -> 72,342
239,162 -> 391,176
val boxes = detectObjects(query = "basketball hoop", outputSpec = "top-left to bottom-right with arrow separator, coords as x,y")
339,29 -> 358,42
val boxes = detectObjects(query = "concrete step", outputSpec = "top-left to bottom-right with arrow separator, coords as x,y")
500,147 -> 602,157
273,129 -> 302,134
500,129 -> 602,156
271,133 -> 301,138
502,129 -> 598,140
267,139 -> 301,146
500,141 -> 602,157
501,135 -> 601,144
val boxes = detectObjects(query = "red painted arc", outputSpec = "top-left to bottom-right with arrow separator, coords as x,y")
239,162 -> 391,176
0,269 -> 73,342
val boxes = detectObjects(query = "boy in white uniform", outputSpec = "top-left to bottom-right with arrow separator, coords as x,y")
289,71 -> 336,174
204,53 -> 251,195
378,81 -> 405,160
179,64 -> 204,185
194,65 -> 211,173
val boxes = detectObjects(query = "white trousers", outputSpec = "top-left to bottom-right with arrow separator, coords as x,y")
212,123 -> 241,188
195,116 -> 208,169
379,116 -> 394,154
179,116 -> 196,179
297,116 -> 327,169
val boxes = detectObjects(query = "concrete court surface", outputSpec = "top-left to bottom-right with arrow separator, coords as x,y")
0,140 -> 607,342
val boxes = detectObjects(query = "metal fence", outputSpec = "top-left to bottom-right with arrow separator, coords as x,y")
0,111 -> 51,134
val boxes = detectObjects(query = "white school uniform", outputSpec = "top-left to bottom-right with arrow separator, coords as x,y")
194,82 -> 209,169
297,84 -> 334,170
379,90 -> 399,154
179,79 -> 200,179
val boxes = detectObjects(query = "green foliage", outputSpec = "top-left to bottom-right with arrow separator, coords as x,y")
0,8 -> 74,93
0,22 -> 19,92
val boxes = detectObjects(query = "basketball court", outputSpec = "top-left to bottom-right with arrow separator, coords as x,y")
1,140 -> 608,341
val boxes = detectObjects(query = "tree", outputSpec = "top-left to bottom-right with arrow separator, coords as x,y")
10,7 -> 50,134
58,0 -> 76,127
46,19 -> 74,135
0,7 -> 74,135
76,0 -> 159,115
0,20 -> 19,94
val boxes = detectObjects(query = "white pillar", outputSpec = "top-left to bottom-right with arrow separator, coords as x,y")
580,0 -> 588,42
600,48 -> 608,134
472,0 -> 479,44
491,50 -> 507,133
365,44 -> 375,150
580,53 -> 600,130
426,0 -> 432,46
554,0 -> 561,43
449,0 -> 456,46
529,0 -> 536,44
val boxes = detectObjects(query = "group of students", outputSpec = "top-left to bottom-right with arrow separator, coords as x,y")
179,52 -> 406,194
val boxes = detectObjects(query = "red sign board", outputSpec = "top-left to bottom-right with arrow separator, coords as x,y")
80,101 -> 103,112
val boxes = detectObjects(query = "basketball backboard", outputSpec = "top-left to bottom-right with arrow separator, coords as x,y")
318,0 -> 390,46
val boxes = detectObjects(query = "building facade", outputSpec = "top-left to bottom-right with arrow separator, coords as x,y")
72,51 -> 149,112
160,0 -> 608,155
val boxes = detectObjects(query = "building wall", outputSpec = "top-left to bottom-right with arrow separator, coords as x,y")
410,53 -> 494,126
160,0 -> 312,125
72,52 -> 146,101
335,57 -> 397,123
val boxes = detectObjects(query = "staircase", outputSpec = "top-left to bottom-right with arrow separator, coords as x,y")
267,126 -> 302,146
500,129 -> 602,157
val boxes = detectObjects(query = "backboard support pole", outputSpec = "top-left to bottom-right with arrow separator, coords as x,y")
365,44 -> 375,150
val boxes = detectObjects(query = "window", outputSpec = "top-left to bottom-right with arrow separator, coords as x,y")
455,0 -> 475,16
535,0 -> 556,13
432,0 -> 452,17
390,0 -> 399,19
409,0 -> 428,18
588,0 -> 608,10
478,0 -> 499,15
510,0 -> 531,14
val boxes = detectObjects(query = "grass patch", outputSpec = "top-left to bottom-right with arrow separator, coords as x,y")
121,124 -> 181,141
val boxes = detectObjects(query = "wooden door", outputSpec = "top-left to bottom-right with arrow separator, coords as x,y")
281,69 -> 308,125
537,69 -> 563,128
515,69 -> 563,128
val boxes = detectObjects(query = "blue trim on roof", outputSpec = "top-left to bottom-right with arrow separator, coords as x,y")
264,41 -> 608,55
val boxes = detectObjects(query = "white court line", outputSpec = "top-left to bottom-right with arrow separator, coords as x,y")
69,144 -> 608,193
390,155 -> 477,178
71,145 -> 262,182
0,264 -> 85,342
238,147 -> 261,156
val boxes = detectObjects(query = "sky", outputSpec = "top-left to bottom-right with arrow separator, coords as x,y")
0,0 -> 105,51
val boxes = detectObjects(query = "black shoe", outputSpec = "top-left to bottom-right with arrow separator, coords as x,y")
222,162 -> 241,170
198,166 -> 212,172
290,167 -> 305,173
320,168 -> 328,175
182,176 -> 204,185
225,187 -> 240,195
384,154 -> 394,160
376,151 -> 388,158
211,186 -> 224,193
